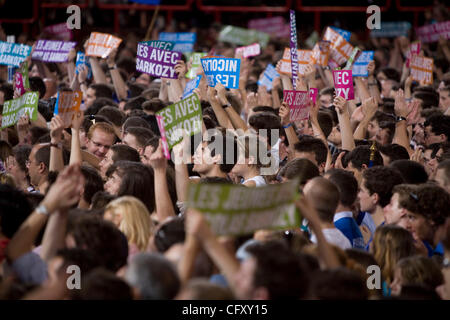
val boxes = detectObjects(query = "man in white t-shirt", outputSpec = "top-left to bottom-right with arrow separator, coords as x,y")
303,177 -> 351,250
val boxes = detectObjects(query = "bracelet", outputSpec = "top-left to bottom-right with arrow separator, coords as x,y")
35,204 -> 49,215
50,142 -> 62,149
283,123 -> 292,128
368,82 -> 378,86
108,65 -> 116,70
222,103 -> 231,109
395,116 -> 407,122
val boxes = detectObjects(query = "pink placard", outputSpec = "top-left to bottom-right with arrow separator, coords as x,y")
14,73 -> 26,96
309,88 -> 318,103
235,43 -> 260,58
406,42 -> 421,68
156,115 -> 171,160
416,21 -> 450,43
333,70 -> 354,100
248,17 -> 290,38
283,90 -> 310,122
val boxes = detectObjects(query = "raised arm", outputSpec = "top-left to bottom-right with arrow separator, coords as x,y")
334,96 -> 355,151
107,49 -> 128,101
367,61 -> 382,104
89,57 -> 108,85
146,139 -> 176,223
279,102 -> 299,154
216,83 -> 248,131
49,115 -> 65,172
206,86 -> 233,129
5,164 -> 84,263
69,111 -> 84,165
393,89 -> 416,155
309,100 -> 332,170
353,97 -> 378,140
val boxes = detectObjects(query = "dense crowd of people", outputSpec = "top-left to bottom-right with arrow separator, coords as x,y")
0,2 -> 449,300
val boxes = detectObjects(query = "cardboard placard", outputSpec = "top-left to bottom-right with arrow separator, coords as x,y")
352,51 -> 374,77
158,32 -> 196,53
410,55 -> 433,85
283,90 -> 311,122
32,40 -> 77,63
1,92 -> 39,129
219,25 -> 270,47
136,43 -> 182,79
257,64 -> 279,91
416,21 -> 450,43
323,27 -> 354,66
186,179 -> 300,236
85,32 -> 122,58
235,43 -> 261,58
0,41 -> 32,67
182,75 -> 202,99
54,90 -> 82,127
333,70 -> 354,100
248,16 -> 290,38
155,115 -> 171,160
279,48 -> 313,75
155,94 -> 202,149
201,57 -> 241,89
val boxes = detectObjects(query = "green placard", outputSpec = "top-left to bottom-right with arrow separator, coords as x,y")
186,179 -> 301,236
1,91 -> 39,129
186,52 -> 207,79
20,60 -> 30,89
155,93 -> 202,149
219,25 -> 270,47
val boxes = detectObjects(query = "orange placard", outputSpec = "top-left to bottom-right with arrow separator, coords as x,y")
55,90 -> 82,127
85,32 -> 122,58
410,55 -> 433,85
279,48 -> 313,75
311,40 -> 330,67
323,27 -> 354,66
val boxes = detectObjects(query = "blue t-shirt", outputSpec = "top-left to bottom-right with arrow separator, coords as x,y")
423,241 -> 444,258
356,211 -> 377,251
334,211 -> 365,250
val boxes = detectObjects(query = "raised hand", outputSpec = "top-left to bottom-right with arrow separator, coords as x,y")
394,89 -> 409,117
215,82 -> 228,104
71,110 -> 84,131
333,95 -> 347,115
361,96 -> 378,119
257,85 -> 272,107
367,60 -> 376,77
147,139 -> 167,170
106,48 -> 117,68
175,60 -> 187,79
279,102 -> 291,126
50,115 -> 65,144
77,64 -> 88,84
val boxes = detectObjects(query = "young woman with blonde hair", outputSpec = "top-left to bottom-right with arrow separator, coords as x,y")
371,224 -> 416,296
104,196 -> 156,261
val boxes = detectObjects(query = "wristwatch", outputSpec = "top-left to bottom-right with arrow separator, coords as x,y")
36,204 -> 49,215
50,142 -> 63,149
395,115 -> 407,122
222,103 -> 232,109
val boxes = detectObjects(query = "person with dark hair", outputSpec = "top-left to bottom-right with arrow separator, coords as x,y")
404,184 -> 450,258
424,114 -> 450,146
193,131 -> 238,179
122,126 -> 156,155
79,165 -> 104,209
373,121 -> 395,146
413,90 -> 440,110
71,268 -> 134,300
0,83 -> 14,105
384,184 -> 418,229
29,77 -> 46,98
379,143 -> 410,165
142,98 -> 166,115
439,85 -> 450,113
319,87 -> 335,108
27,144 -> 50,194
5,145 -> 32,192
29,127 -> 50,146
85,97 -> 118,116
123,96 -> 147,114
435,159 -> 450,193
154,216 -> 185,253
125,253 -> 180,300
389,160 -> 428,184
96,106 -> 126,134
91,191 -> 117,211
293,137 -> 328,173
105,161 -> 155,214
99,144 -> 141,178
304,177 -> 351,249
325,169 -> 365,249
278,158 -> 320,187
344,145 -> 384,184
359,166 -> 404,229
85,84 -> 114,109
0,185 -> 32,263
308,268 -> 368,300
67,215 -> 129,272
122,116 -> 152,133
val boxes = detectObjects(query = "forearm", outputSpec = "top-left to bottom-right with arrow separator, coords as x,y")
175,162 -> 189,202
355,78 -> 370,102
178,235 -> 200,285
5,210 -> 48,262
67,62 -> 76,84
393,121 -> 413,155
208,96 -> 233,129
167,79 -> 183,102
154,169 -> 176,223
49,144 -> 64,172
70,128 -> 83,165
110,69 -> 128,101
90,57 -> 107,84
272,88 -> 281,109
368,75 -> 382,103
353,118 -> 370,140
285,125 -> 300,153
39,211 -> 68,261
338,112 -> 356,151
280,75 -> 293,91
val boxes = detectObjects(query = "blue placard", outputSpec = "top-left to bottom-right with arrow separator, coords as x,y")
352,51 -> 374,77
370,22 -> 411,38
75,52 -> 92,80
331,27 -> 351,41
201,57 -> 241,89
257,64 -> 279,91
182,75 -> 202,99
0,41 -> 32,67
158,32 -> 196,53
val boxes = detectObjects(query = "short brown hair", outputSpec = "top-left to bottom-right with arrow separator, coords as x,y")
87,122 -> 116,140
